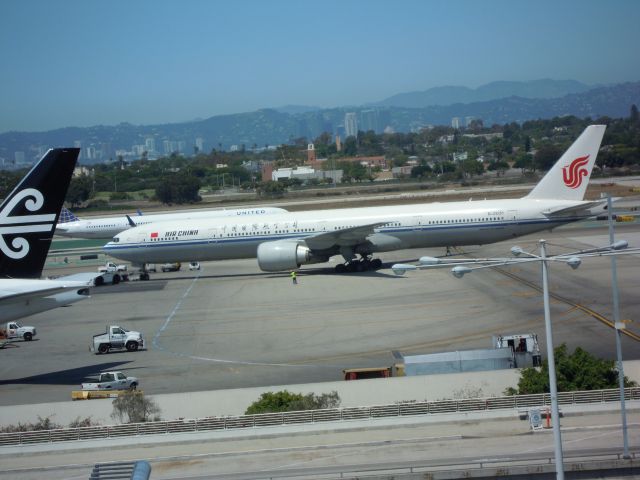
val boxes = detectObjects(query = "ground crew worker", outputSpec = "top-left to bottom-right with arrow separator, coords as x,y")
290,270 -> 297,285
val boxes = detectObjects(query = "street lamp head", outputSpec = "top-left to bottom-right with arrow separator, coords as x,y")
419,256 -> 441,265
451,266 -> 472,278
611,240 -> 628,250
566,256 -> 582,270
391,264 -> 416,276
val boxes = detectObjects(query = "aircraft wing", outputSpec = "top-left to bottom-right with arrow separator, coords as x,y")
304,222 -> 388,250
54,272 -> 103,284
0,279 -> 89,302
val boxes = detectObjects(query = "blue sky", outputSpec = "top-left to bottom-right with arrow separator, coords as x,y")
1,0 -> 638,132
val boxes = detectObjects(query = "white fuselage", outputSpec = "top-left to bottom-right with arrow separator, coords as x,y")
104,198 -> 592,265
55,207 -> 288,239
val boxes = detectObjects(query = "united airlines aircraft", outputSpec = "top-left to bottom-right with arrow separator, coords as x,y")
56,206 -> 288,239
104,125 -> 607,277
0,148 -> 92,321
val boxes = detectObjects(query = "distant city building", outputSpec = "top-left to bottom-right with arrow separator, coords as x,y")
145,137 -> 156,153
271,166 -> 342,184
14,151 -> 25,164
307,143 -> 316,164
163,140 -> 173,154
230,145 -> 239,152
344,112 -> 358,138
359,109 -> 379,133
261,162 -> 274,182
335,134 -> 342,152
464,116 -> 475,127
86,146 -> 96,160
132,144 -> 146,156
339,155 -> 386,168
195,137 -> 204,153
177,141 -> 186,153
451,117 -> 461,129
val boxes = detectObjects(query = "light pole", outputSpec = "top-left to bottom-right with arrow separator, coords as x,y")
392,238 -> 638,480
607,194 -> 630,458
539,240 -> 564,479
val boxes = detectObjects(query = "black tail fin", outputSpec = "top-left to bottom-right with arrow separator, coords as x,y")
0,148 -> 80,279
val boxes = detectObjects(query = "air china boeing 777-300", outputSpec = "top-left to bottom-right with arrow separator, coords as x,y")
104,125 -> 607,278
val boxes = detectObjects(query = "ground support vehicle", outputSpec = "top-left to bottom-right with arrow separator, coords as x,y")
81,371 -> 139,391
91,326 -> 144,354
0,321 -> 36,341
161,262 -> 181,272
98,262 -> 128,273
93,270 -> 130,286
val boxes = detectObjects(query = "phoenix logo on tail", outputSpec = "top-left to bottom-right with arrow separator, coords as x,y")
562,155 -> 590,189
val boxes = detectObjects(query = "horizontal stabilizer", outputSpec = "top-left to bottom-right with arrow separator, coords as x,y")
542,200 -> 607,217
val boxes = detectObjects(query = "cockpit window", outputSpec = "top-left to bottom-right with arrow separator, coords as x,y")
112,237 -> 120,243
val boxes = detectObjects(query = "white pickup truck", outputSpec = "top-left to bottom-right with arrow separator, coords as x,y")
98,262 -> 128,273
0,321 -> 37,341
81,371 -> 139,391
91,325 -> 144,354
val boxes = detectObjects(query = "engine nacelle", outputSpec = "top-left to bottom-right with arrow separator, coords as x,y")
257,240 -> 325,272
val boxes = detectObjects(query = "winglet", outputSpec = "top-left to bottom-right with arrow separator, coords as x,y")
525,125 -> 606,201
126,215 -> 137,227
0,148 -> 80,279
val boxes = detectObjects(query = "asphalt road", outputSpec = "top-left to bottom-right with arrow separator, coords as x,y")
0,409 -> 637,479
0,221 -> 639,407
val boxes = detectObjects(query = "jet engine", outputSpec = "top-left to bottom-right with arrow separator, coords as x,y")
257,240 -> 327,272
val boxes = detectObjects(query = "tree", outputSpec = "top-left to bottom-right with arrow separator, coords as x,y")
245,390 -> 340,415
631,104 -> 639,124
343,136 -> 358,156
65,175 -> 93,207
256,180 -> 287,197
534,144 -> 563,171
111,391 -> 161,423
155,173 -> 202,204
513,152 -> 534,172
506,344 -> 637,395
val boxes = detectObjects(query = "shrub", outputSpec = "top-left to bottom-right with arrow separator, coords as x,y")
111,391 -> 161,423
245,390 -> 341,415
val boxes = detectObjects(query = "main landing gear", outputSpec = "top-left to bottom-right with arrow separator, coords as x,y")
335,256 -> 383,273
137,263 -> 151,281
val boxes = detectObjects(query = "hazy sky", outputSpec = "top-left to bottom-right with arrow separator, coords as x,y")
1,0 -> 639,132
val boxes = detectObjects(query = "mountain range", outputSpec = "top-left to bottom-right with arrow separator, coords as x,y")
369,79 -> 593,108
1,79 -> 638,165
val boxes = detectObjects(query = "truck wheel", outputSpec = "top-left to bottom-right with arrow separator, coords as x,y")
129,382 -> 138,390
112,274 -> 120,285
126,341 -> 139,352
23,332 -> 33,341
98,344 -> 109,354
94,276 -> 104,287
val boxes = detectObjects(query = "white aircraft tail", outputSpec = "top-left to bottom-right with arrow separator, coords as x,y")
525,125 -> 606,200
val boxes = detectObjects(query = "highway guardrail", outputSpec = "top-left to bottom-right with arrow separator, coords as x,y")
0,387 -> 638,447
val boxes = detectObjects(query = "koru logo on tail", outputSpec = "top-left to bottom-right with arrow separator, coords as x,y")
0,188 -> 56,259
562,155 -> 590,189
